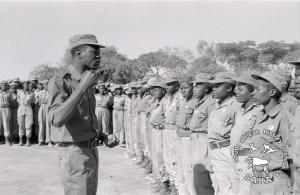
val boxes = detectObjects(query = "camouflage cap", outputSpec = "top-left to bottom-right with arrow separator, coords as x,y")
193,73 -> 213,83
234,71 -> 256,86
68,34 -> 105,50
251,71 -> 283,92
209,72 -> 236,84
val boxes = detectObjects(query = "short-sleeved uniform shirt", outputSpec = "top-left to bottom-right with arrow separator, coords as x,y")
230,104 -> 263,153
163,91 -> 182,129
208,96 -> 241,143
246,104 -> 294,171
176,97 -> 199,137
113,95 -> 125,111
280,93 -> 299,115
48,66 -> 99,143
95,94 -> 112,109
0,91 -> 12,107
189,95 -> 216,134
17,90 -> 35,115
37,89 -> 49,105
150,98 -> 165,127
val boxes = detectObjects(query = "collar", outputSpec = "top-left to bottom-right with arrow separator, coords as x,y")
217,96 -> 235,109
241,103 -> 257,114
257,103 -> 283,123
67,65 -> 82,81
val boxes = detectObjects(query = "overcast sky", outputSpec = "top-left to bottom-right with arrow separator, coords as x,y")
0,1 -> 299,80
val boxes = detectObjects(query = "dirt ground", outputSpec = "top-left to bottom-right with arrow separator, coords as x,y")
0,144 -> 156,195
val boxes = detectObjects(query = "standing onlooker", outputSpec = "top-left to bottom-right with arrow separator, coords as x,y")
0,81 -> 12,145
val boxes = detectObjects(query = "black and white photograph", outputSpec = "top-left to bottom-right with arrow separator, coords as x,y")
0,1 -> 300,195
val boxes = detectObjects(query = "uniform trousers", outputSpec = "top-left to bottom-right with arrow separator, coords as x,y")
145,116 -> 152,158
190,133 -> 214,195
95,107 -> 111,135
10,108 -> 18,137
232,155 -> 252,195
294,168 -> 300,195
0,107 -> 11,137
38,104 -> 50,143
151,127 -> 166,181
124,111 -> 133,152
209,146 -> 234,195
140,112 -> 147,155
162,128 -> 177,185
112,110 -> 124,143
176,136 -> 193,195
58,145 -> 98,195
18,106 -> 33,137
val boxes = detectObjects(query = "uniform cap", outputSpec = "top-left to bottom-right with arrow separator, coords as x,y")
164,73 -> 179,84
286,57 -> 300,65
12,78 -> 20,82
209,72 -> 236,84
251,71 -> 283,92
0,81 -> 8,85
144,77 -> 157,88
277,70 -> 292,82
179,74 -> 194,83
68,34 -> 105,50
149,79 -> 166,89
193,73 -> 213,83
234,72 -> 256,86
9,82 -> 18,87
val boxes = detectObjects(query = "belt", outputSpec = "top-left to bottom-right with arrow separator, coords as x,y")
0,105 -> 9,108
59,139 -> 97,149
237,148 -> 250,156
209,139 -> 230,150
152,124 -> 164,130
253,169 -> 285,178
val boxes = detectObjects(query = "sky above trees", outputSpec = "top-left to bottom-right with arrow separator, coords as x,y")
0,1 -> 299,80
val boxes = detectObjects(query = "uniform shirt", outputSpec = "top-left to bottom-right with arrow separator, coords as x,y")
139,95 -> 151,113
131,96 -> 141,116
246,104 -> 294,171
36,90 -> 49,105
176,97 -> 199,137
292,105 -> 300,167
145,96 -> 156,118
95,94 -> 112,109
208,96 -> 241,142
150,98 -> 165,127
9,92 -> 18,109
163,91 -> 182,129
0,91 -> 12,107
189,95 -> 215,134
113,95 -> 125,111
280,93 -> 299,115
124,96 -> 132,114
230,103 -> 263,153
48,66 -> 98,143
17,90 -> 35,115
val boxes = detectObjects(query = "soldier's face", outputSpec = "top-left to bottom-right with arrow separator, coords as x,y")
43,83 -> 48,91
80,45 -> 101,70
212,83 -> 230,100
193,83 -> 207,99
23,83 -> 29,91
252,80 -> 271,105
180,82 -> 193,99
166,82 -> 179,95
294,67 -> 300,99
152,87 -> 164,99
0,84 -> 6,91
235,83 -> 253,103
10,86 -> 17,93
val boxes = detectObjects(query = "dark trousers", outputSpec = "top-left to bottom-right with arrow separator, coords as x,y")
193,164 -> 214,195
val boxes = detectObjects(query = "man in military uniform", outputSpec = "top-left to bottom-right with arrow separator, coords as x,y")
161,73 -> 182,194
37,79 -> 51,146
0,81 -> 12,145
245,71 -> 293,195
48,34 -> 116,195
9,82 -> 19,143
230,72 -> 263,195
188,73 -> 215,195
17,81 -> 35,146
176,74 -> 198,195
287,57 -> 300,194
207,72 -> 241,195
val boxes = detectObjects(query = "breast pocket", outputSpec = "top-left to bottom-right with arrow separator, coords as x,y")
197,112 -> 207,123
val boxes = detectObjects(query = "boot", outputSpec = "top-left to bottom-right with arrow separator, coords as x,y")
18,136 -> 24,146
25,137 -> 31,146
139,157 -> 150,168
5,137 -> 12,146
144,162 -> 153,175
151,181 -> 161,193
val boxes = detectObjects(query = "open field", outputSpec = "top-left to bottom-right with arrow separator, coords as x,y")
0,145 -> 156,195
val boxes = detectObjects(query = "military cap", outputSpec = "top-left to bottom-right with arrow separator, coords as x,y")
0,81 -> 8,85
164,73 -> 179,84
193,73 -> 213,83
9,82 -> 18,87
209,72 -> 236,84
277,70 -> 292,82
68,34 -> 105,50
144,77 -> 157,88
251,71 -> 283,92
234,71 -> 256,86
149,79 -> 166,89
12,78 -> 20,82
179,74 -> 194,83
286,56 -> 300,65
126,89 -> 134,94
135,81 -> 143,89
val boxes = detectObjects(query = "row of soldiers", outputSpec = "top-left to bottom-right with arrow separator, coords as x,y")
95,60 -> 300,195
0,78 -> 50,146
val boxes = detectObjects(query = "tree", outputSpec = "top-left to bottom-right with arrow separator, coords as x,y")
190,55 -> 225,75
28,63 -> 67,81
